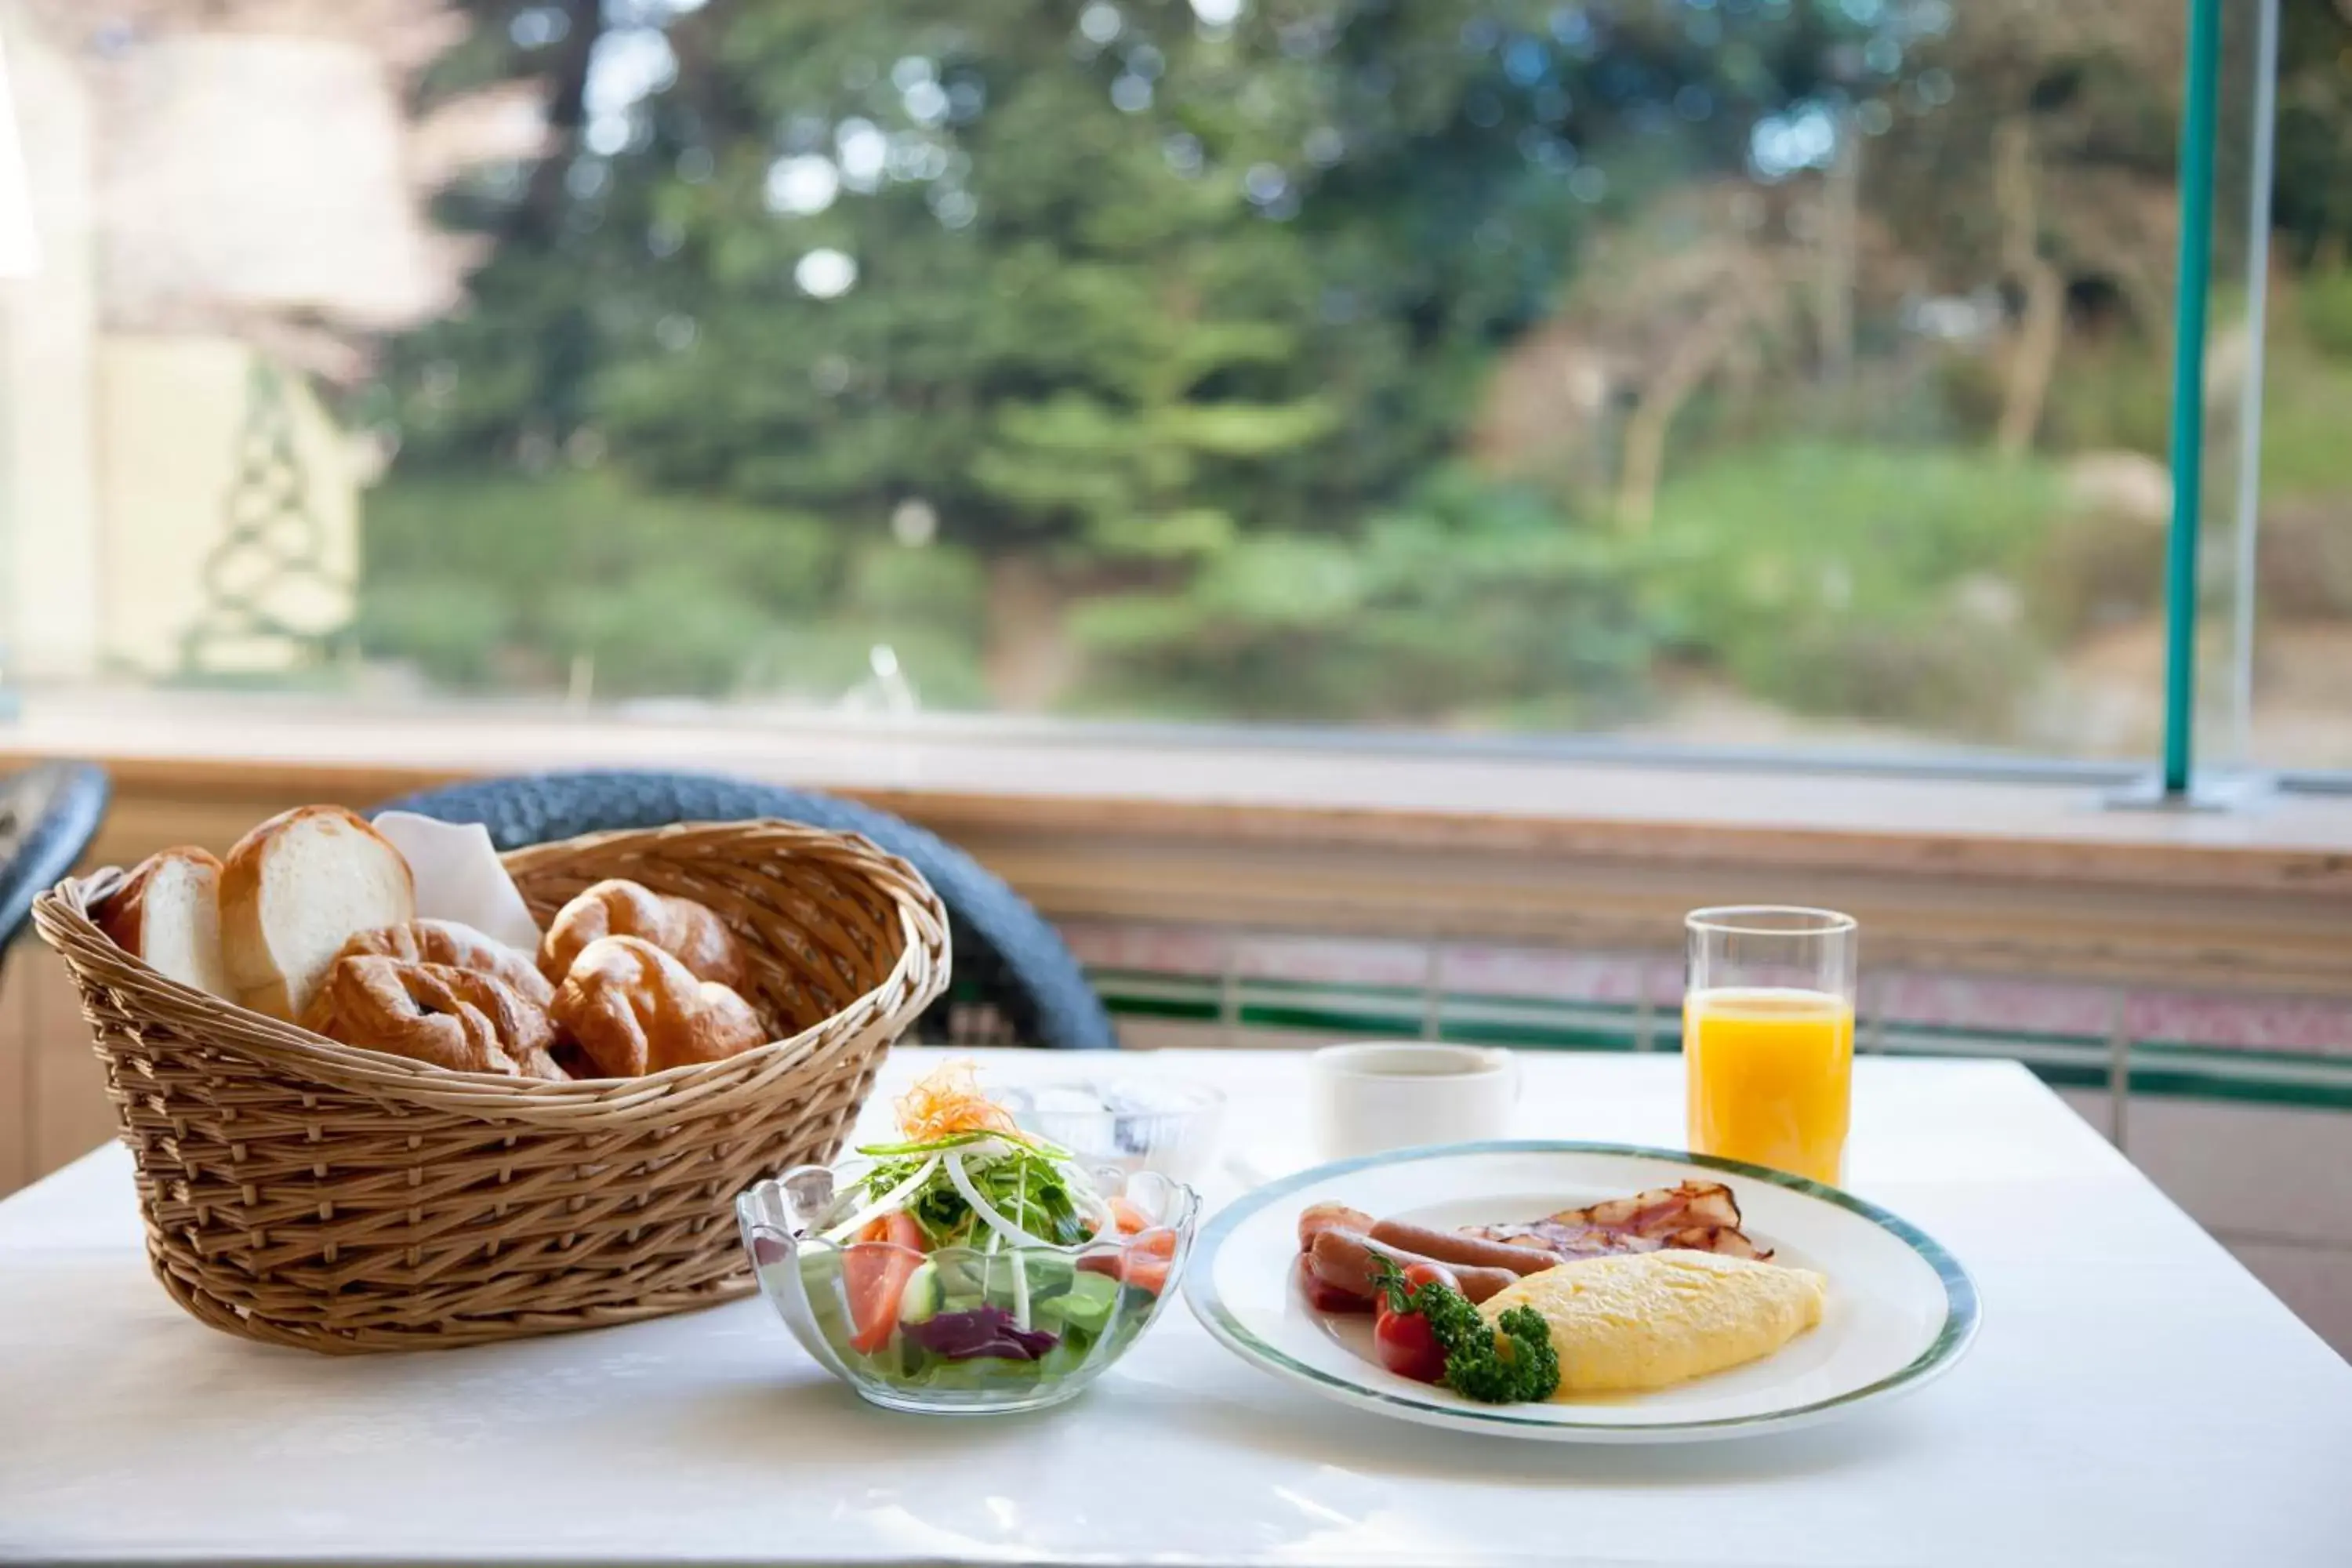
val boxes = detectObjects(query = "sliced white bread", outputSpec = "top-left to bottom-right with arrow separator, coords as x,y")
220,805 -> 416,1021
96,846 -> 230,999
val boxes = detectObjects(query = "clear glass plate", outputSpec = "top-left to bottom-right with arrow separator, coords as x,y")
1000,1079 -> 1227,1185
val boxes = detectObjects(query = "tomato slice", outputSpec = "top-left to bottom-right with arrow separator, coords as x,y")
1078,1225 -> 1178,1294
841,1212 -> 925,1354
1121,1226 -> 1177,1294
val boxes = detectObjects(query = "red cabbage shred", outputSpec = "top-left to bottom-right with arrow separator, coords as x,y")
902,1306 -> 1062,1361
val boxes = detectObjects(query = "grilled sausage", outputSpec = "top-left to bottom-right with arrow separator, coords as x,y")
1367,1219 -> 1561,1276
1295,1254 -> 1377,1312
1298,1202 -> 1376,1254
1308,1226 -> 1516,1304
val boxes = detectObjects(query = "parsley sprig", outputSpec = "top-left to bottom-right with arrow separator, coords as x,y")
1371,1254 -> 1562,1404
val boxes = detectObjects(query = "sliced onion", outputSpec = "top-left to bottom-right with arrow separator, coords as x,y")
1009,1155 -> 1034,1330
818,1155 -> 938,1243
944,1149 -> 1056,1249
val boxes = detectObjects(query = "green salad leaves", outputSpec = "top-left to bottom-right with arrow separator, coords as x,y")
857,1134 -> 1096,1249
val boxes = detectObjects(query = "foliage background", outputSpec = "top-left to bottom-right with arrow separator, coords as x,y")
354,0 -> 2352,750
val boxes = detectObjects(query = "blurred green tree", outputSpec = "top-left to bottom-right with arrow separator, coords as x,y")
374,0 -> 1864,713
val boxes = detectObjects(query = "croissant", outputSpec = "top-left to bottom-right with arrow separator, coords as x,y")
335,918 -> 554,1007
540,879 -> 746,989
549,935 -> 767,1077
302,956 -> 566,1080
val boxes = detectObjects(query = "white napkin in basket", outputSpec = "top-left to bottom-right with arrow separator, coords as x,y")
370,811 -> 543,953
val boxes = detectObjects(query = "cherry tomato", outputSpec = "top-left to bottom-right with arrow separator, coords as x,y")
1370,1261 -> 1455,1384
1373,1303 -> 1447,1383
1399,1261 -> 1457,1294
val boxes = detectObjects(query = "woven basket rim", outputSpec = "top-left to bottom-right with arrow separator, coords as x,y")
31,817 -> 949,1124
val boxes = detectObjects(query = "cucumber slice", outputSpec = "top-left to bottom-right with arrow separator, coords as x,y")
1037,1270 -> 1121,1335
1021,1254 -> 1079,1301
897,1260 -> 943,1326
927,1253 -> 987,1298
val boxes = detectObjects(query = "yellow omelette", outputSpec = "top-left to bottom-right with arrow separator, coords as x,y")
1478,1249 -> 1828,1396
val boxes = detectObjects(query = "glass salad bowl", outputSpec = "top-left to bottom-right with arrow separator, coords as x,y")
736,1161 -> 1200,1414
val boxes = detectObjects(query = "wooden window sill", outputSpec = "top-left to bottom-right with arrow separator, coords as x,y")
6,691 -> 2348,995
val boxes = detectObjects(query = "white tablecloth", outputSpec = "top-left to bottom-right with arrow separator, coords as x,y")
3,1047 -> 2348,1566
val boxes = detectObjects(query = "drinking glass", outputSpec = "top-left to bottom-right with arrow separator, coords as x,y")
1683,906 -> 1858,1187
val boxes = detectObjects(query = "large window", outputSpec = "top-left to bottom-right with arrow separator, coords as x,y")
0,1 -> 2343,769
2218,2 -> 2352,771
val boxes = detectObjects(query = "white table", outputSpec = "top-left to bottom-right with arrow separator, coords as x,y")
4,1048 -> 2349,1567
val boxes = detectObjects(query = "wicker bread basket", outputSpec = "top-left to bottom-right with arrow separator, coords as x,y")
30,818 -> 949,1354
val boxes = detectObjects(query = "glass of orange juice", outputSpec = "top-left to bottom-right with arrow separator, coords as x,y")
1683,906 -> 1857,1187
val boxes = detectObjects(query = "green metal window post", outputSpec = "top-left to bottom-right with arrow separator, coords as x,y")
2161,0 -> 2226,797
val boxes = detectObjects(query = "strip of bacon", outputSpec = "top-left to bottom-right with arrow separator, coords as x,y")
1462,1181 -> 1773,1262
